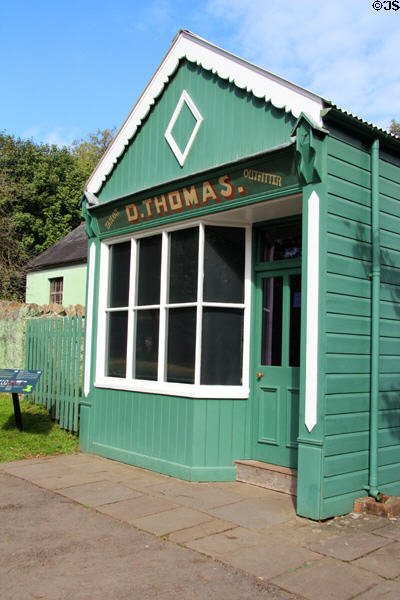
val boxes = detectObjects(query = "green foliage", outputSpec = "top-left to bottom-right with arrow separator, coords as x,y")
390,119 -> 400,137
0,128 -> 115,301
72,127 -> 116,180
0,394 -> 79,462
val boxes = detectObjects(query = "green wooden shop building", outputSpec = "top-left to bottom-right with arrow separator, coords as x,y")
79,31 -> 400,520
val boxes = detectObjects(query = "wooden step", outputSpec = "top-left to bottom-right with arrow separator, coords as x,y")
235,460 -> 297,496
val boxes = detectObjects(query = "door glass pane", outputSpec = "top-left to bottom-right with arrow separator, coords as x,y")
106,311 -> 128,377
289,274 -> 301,367
108,242 -> 131,307
137,235 -> 162,306
201,308 -> 243,385
169,228 -> 199,303
204,226 -> 245,303
167,308 -> 196,383
261,277 -> 283,366
260,222 -> 302,262
134,309 -> 159,380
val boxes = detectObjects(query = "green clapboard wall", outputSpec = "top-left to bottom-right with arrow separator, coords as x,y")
320,128 -> 400,518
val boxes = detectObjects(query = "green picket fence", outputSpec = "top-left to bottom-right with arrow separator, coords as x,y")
25,316 -> 84,432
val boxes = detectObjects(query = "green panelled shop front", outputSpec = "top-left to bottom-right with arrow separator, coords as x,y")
80,32 -> 400,521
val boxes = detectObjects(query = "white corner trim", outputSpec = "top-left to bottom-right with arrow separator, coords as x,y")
164,90 -> 203,166
84,242 -> 96,398
86,31 -> 323,194
305,191 -> 320,432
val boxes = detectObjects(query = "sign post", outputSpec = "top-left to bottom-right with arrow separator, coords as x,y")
0,369 -> 42,431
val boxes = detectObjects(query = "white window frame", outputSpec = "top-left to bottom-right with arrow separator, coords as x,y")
95,220 -> 252,399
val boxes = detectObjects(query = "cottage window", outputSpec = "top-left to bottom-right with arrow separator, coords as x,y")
97,223 -> 251,398
49,277 -> 63,304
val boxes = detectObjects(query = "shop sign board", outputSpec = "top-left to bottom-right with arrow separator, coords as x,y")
94,147 -> 299,235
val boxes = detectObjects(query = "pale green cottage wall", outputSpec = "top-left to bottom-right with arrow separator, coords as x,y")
26,263 -> 87,306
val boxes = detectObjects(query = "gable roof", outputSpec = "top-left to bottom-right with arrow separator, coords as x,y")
26,223 -> 88,271
85,30 -> 324,196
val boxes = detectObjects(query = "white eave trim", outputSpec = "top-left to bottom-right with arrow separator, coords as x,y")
86,30 -> 324,195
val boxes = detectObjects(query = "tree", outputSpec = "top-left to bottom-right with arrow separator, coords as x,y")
72,128 -> 116,182
389,120 -> 400,137
0,128 -> 115,301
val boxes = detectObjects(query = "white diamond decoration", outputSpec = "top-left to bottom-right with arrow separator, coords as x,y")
165,90 -> 203,167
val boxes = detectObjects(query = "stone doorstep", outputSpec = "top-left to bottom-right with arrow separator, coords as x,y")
235,460 -> 297,496
354,495 -> 400,518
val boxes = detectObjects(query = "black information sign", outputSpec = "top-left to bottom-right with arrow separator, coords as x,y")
0,369 -> 42,431
0,369 -> 42,394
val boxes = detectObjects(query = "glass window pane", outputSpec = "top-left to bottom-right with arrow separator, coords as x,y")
167,308 -> 196,383
204,226 -> 245,303
201,308 -> 243,385
137,235 -> 162,306
106,311 -> 128,377
169,228 -> 199,304
261,277 -> 283,366
289,274 -> 301,367
108,242 -> 131,307
134,309 -> 159,380
260,222 -> 302,262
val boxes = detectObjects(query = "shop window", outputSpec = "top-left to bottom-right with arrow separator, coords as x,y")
49,277 -> 63,304
98,223 -> 250,397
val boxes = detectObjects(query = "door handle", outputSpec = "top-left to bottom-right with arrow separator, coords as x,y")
256,372 -> 263,380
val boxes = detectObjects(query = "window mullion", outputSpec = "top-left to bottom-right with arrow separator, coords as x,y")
194,224 -> 204,386
126,239 -> 137,380
158,231 -> 169,382
97,242 -> 110,380
242,225 -> 252,388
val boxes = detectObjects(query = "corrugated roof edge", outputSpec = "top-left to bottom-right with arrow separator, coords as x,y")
321,101 -> 400,148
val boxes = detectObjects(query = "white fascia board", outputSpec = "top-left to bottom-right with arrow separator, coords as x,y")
86,30 -> 323,195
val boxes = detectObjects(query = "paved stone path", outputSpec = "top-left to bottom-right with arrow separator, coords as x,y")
2,453 -> 400,599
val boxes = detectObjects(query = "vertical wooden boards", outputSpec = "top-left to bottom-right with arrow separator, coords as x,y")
24,317 -> 84,432
88,389 -> 249,481
97,61 -> 297,204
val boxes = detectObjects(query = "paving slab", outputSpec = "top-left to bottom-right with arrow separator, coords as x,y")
96,493 -> 178,521
271,556 -> 383,600
207,493 -> 296,529
128,506 -> 213,536
217,539 -> 322,580
352,541 -> 400,578
324,513 -> 389,533
167,517 -> 236,543
55,479 -> 139,506
258,518 -> 323,545
143,479 -> 244,510
212,480 -> 292,499
373,519 -> 400,540
117,471 -> 173,490
185,526 -> 273,558
20,470 -> 109,489
304,530 -> 391,561
352,579 -> 400,599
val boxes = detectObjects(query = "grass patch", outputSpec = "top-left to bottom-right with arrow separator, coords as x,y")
0,393 -> 79,462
